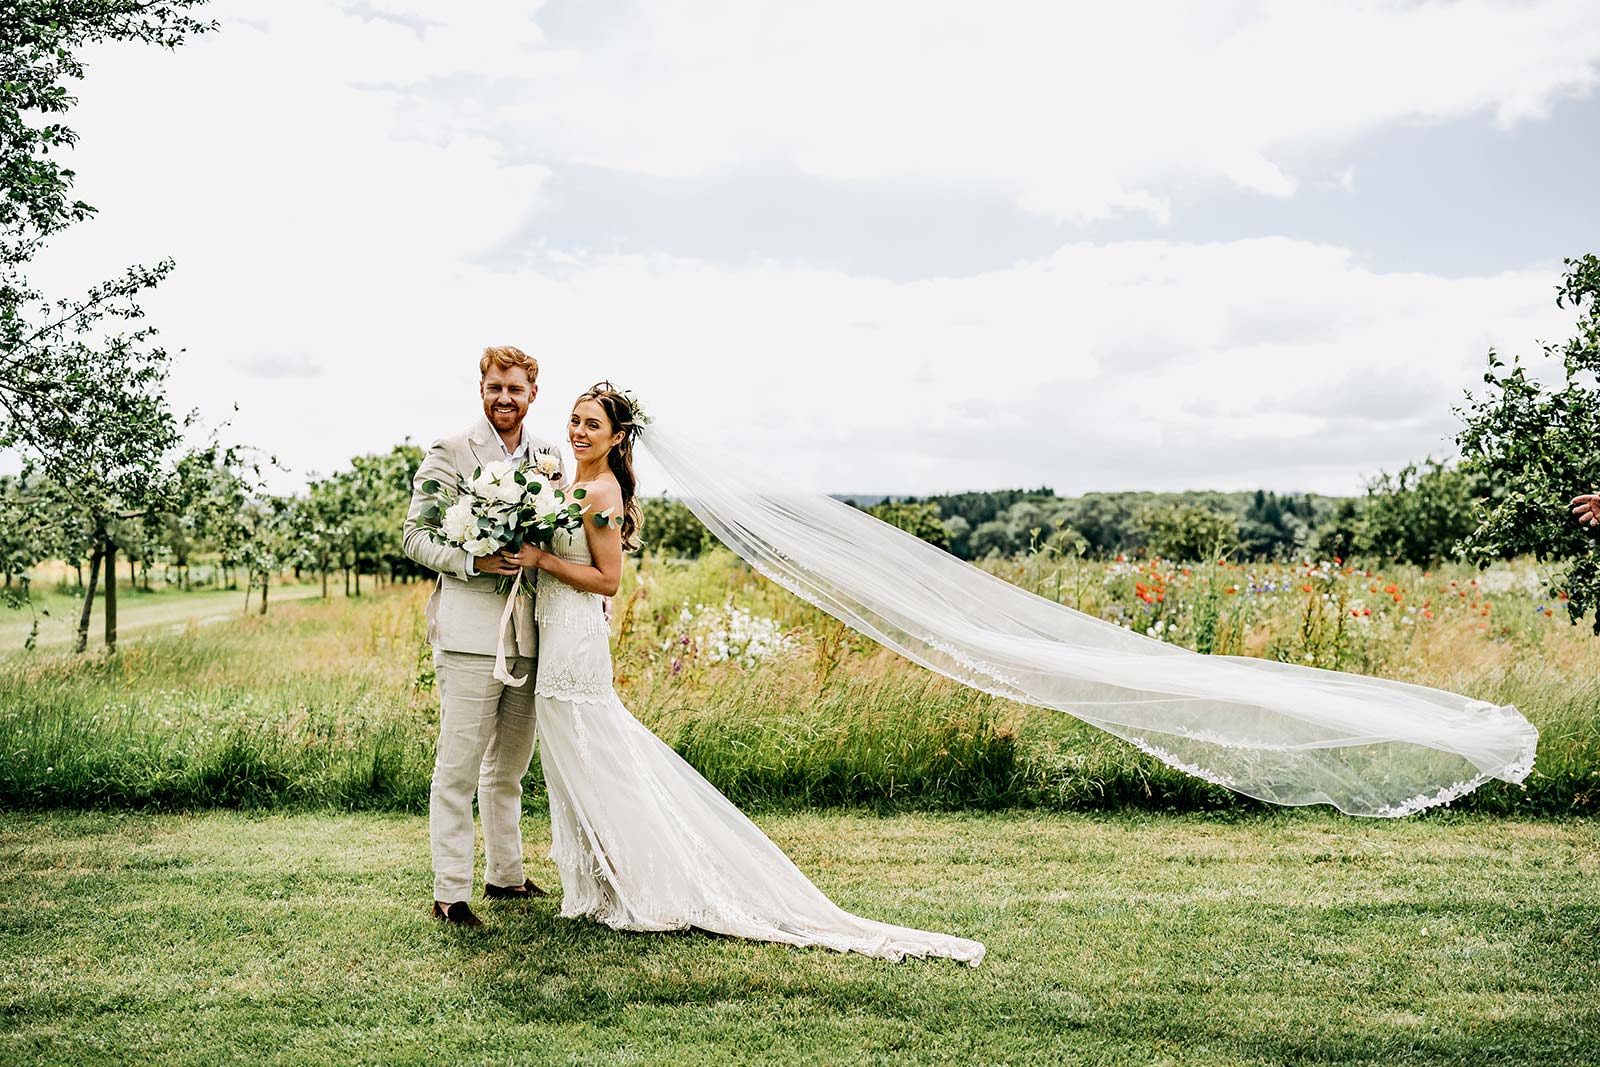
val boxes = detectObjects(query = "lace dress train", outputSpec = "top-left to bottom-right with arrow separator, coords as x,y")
533,528 -> 984,965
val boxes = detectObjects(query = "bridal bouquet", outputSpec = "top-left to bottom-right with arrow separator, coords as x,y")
419,453 -> 587,686
420,454 -> 586,570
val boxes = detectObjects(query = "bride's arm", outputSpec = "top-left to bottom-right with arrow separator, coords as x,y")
507,484 -> 624,597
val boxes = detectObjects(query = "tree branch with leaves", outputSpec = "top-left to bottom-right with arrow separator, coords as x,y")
1457,254 -> 1600,632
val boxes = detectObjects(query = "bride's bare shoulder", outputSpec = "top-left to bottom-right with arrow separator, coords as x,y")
577,476 -> 623,511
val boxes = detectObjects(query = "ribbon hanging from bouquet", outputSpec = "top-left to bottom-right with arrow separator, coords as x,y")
493,576 -> 528,687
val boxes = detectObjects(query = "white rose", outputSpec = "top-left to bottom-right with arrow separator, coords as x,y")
470,460 -> 516,498
534,453 -> 561,478
492,477 -> 523,505
441,499 -> 476,543
462,536 -> 497,557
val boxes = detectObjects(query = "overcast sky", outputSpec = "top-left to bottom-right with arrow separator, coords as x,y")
32,0 -> 1600,496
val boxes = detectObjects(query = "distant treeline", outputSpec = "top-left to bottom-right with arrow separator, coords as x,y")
642,458 -> 1487,566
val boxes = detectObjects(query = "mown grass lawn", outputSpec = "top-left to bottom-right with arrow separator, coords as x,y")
2,809 -> 1595,1066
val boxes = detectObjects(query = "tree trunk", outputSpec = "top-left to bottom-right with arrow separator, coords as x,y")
244,575 -> 253,613
103,539 -> 118,654
320,555 -> 329,599
260,574 -> 269,615
354,564 -> 362,597
343,566 -> 350,597
75,545 -> 104,654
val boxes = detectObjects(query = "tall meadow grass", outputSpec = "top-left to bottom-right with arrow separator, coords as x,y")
1,549 -> 1595,815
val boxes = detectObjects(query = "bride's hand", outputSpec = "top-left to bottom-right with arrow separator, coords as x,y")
504,543 -> 548,570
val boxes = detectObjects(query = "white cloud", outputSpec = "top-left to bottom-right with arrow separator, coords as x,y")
231,350 -> 323,379
95,235 -> 1569,497
445,0 -> 1600,220
69,0 -> 1591,226
19,1 -> 1593,497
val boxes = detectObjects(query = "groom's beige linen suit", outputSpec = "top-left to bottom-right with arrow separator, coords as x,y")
403,415 -> 566,902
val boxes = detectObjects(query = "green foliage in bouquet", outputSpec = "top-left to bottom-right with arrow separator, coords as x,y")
418,460 -> 586,558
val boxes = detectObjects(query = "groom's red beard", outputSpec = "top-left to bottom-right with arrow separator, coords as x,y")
482,393 -> 530,429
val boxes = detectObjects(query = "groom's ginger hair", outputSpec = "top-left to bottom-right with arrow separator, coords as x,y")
479,345 -> 539,383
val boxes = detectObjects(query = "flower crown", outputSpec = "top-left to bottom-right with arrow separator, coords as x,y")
618,388 -> 652,426
589,381 -> 653,427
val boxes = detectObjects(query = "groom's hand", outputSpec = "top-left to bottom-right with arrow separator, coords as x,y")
473,552 -> 521,576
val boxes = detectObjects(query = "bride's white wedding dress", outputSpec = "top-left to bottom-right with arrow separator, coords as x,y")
532,524 -> 985,965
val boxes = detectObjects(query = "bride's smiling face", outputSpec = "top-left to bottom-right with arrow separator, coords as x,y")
569,398 -> 623,463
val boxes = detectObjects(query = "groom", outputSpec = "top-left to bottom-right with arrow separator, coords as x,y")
402,345 -> 567,926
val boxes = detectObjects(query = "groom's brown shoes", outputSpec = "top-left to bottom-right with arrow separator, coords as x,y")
484,878 -> 548,900
432,900 -> 484,926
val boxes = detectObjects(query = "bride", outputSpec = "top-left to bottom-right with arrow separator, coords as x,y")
506,382 -> 985,966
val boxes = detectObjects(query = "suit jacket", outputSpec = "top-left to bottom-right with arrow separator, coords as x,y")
402,417 -> 567,657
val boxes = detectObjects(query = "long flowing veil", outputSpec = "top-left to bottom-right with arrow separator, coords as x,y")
638,422 -> 1538,817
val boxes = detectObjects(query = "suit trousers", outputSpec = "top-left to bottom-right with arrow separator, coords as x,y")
430,649 -> 538,901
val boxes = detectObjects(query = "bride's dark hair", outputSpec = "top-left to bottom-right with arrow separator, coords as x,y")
576,381 -> 644,552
